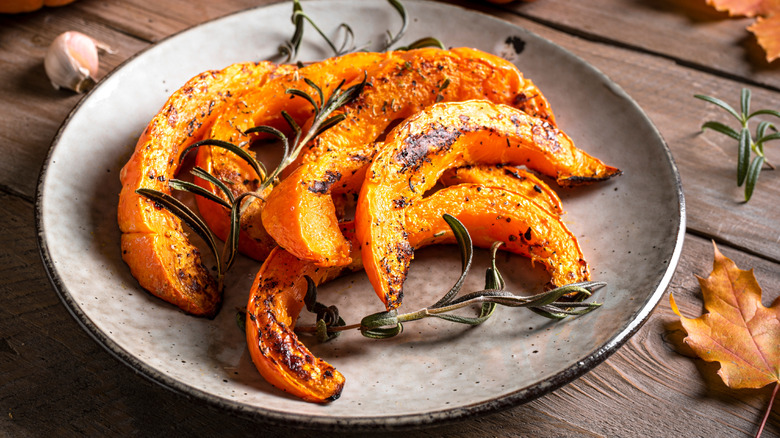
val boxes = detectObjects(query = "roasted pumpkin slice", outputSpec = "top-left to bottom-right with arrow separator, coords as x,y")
439,164 -> 563,216
405,184 -> 588,284
192,51 -> 389,260
356,100 -> 618,309
247,183 -> 586,402
118,61 -> 282,317
246,224 -> 362,403
261,47 -> 556,267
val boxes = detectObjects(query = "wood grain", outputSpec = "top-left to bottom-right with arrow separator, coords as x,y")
491,0 -> 780,90
2,0 -> 780,436
2,188 -> 777,436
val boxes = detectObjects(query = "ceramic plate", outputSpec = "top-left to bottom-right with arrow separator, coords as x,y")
36,0 -> 684,430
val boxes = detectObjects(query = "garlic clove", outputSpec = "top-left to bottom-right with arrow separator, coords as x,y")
44,31 -> 101,93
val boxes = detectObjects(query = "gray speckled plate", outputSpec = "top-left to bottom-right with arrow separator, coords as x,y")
36,0 -> 684,430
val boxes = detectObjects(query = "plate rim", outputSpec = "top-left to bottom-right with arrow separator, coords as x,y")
34,0 -> 686,430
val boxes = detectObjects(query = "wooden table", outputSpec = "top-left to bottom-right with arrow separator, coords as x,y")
2,0 -> 778,436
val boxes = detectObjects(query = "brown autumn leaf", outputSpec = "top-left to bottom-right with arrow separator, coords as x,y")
748,14 -> 780,62
707,0 -> 777,16
704,0 -> 780,62
670,242 -> 779,389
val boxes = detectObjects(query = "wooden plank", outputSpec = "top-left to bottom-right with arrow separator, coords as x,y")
524,234 -> 780,437
65,0 -> 265,43
0,0 -> 263,199
2,186 -> 777,436
0,9 -> 149,199
490,0 -> 780,90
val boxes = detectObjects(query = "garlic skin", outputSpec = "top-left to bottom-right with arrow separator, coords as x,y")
44,31 -> 100,93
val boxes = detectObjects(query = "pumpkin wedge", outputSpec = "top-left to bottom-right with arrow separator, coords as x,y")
405,184 -> 588,282
118,61 -> 283,317
439,164 -> 563,215
356,99 -> 618,309
261,47 -> 555,267
247,183 -> 587,402
191,51 -> 389,260
246,223 -> 361,403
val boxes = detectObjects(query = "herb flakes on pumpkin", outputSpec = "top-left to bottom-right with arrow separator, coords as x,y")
670,242 -> 779,437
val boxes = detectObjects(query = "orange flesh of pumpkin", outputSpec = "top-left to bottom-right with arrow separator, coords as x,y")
356,100 -> 619,309
261,47 -> 555,267
439,164 -> 563,216
405,184 -> 588,283
117,62 -> 281,317
245,234 -> 359,403
192,52 -> 389,260
247,183 -> 587,402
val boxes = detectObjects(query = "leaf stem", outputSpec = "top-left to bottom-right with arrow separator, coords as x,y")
755,381 -> 778,438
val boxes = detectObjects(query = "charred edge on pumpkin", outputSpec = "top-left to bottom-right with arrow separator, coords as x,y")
395,123 -> 463,173
563,169 -> 622,185
307,170 -> 342,194
503,167 -> 528,182
253,279 -> 342,399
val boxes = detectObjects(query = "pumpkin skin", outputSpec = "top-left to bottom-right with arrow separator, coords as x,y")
117,62 -> 283,317
0,0 -> 76,13
260,47 -> 555,268
246,183 -> 587,402
356,100 -> 618,309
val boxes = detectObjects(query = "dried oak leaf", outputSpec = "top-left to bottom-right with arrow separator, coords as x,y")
670,242 -> 779,389
705,0 -> 780,61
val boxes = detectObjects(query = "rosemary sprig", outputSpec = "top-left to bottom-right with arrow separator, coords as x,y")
299,214 -> 604,342
278,0 -> 444,63
254,74 -> 367,191
278,0 -> 358,62
695,88 -> 779,201
135,187 -> 227,287
136,74 -> 366,288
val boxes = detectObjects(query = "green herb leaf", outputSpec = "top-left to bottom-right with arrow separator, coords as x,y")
223,193 -> 246,271
756,121 -> 774,142
383,0 -> 409,50
695,94 -> 742,122
480,241 -> 504,319
431,213 -> 473,308
287,87 -> 321,113
745,155 -> 765,201
180,139 -> 266,181
360,310 -> 403,339
281,111 -> 302,156
190,166 -> 235,204
701,121 -> 740,140
757,131 -> 780,144
236,309 -> 247,333
279,0 -> 305,61
314,114 -> 347,138
738,127 -> 751,186
168,178 -> 231,209
303,275 -> 319,312
748,109 -> 780,120
697,89 -> 777,202
135,188 -> 222,277
396,37 -> 447,51
740,88 -> 751,122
